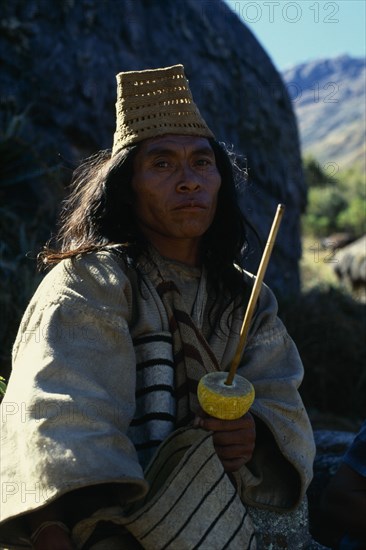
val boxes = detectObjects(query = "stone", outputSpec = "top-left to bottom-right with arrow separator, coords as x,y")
334,235 -> 366,301
248,498 -> 317,549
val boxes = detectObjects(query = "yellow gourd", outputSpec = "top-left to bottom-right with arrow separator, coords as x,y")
197,372 -> 255,420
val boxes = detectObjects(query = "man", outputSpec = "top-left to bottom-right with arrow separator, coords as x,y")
0,65 -> 315,549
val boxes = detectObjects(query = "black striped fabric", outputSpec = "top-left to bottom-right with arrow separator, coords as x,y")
128,279 -> 222,469
155,281 -> 220,427
124,427 -> 256,549
128,333 -> 176,467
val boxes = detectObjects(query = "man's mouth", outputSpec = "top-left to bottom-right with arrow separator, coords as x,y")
174,201 -> 207,210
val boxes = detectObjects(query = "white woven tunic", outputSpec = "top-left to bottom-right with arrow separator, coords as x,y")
0,249 -> 316,547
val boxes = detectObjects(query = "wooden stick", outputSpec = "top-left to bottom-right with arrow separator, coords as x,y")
225,203 -> 285,386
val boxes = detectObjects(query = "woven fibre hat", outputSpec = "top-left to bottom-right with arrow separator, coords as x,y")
112,64 -> 214,155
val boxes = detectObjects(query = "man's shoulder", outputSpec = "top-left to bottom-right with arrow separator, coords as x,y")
35,247 -> 134,304
237,266 -> 278,309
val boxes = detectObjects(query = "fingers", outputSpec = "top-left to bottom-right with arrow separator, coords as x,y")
193,411 -> 256,472
194,411 -> 255,433
215,444 -> 254,472
214,437 -> 254,467
33,526 -> 74,550
219,457 -> 248,473
214,443 -> 251,460
211,428 -> 252,446
195,416 -> 248,432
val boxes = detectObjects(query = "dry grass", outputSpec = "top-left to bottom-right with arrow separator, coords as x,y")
300,236 -> 341,291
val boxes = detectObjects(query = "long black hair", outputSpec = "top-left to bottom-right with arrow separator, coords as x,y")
40,138 -> 252,308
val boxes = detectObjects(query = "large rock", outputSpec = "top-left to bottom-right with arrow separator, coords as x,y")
334,235 -> 366,301
0,0 -> 305,296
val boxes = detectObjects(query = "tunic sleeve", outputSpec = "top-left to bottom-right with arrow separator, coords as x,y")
236,281 -> 316,510
0,251 -> 148,539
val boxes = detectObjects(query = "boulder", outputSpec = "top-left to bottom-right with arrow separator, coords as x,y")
321,232 -> 355,250
0,0 -> 305,297
334,235 -> 366,300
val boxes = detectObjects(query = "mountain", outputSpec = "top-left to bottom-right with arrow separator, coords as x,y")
282,55 -> 366,173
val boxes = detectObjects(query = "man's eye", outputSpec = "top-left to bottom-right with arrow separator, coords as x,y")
196,159 -> 212,167
155,161 -> 170,168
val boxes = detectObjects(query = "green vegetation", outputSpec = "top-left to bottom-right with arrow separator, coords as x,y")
0,376 -> 6,399
302,156 -> 365,238
292,156 -> 366,429
300,157 -> 365,293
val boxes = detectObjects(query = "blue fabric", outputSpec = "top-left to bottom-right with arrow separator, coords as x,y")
343,420 -> 366,477
339,533 -> 365,549
339,420 -> 366,549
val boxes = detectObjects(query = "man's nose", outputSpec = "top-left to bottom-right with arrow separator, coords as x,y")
176,165 -> 201,192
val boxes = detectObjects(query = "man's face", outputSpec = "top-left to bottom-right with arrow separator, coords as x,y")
131,135 -> 221,262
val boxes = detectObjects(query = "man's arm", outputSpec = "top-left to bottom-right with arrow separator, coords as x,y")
0,253 -> 147,546
28,483 -> 130,550
28,503 -> 73,550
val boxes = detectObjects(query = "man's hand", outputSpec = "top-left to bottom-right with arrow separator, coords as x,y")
194,411 -> 256,472
32,524 -> 74,550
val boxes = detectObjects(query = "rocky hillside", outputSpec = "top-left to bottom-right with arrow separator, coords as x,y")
282,55 -> 366,172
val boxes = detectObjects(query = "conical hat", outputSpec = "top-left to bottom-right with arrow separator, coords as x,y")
112,64 -> 214,155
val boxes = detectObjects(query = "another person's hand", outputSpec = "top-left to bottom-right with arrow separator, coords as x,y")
194,410 -> 256,472
31,524 -> 74,550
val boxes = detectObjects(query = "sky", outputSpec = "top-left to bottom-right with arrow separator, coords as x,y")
223,0 -> 366,70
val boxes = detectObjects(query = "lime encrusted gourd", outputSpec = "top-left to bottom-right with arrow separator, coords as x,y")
197,372 -> 255,420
